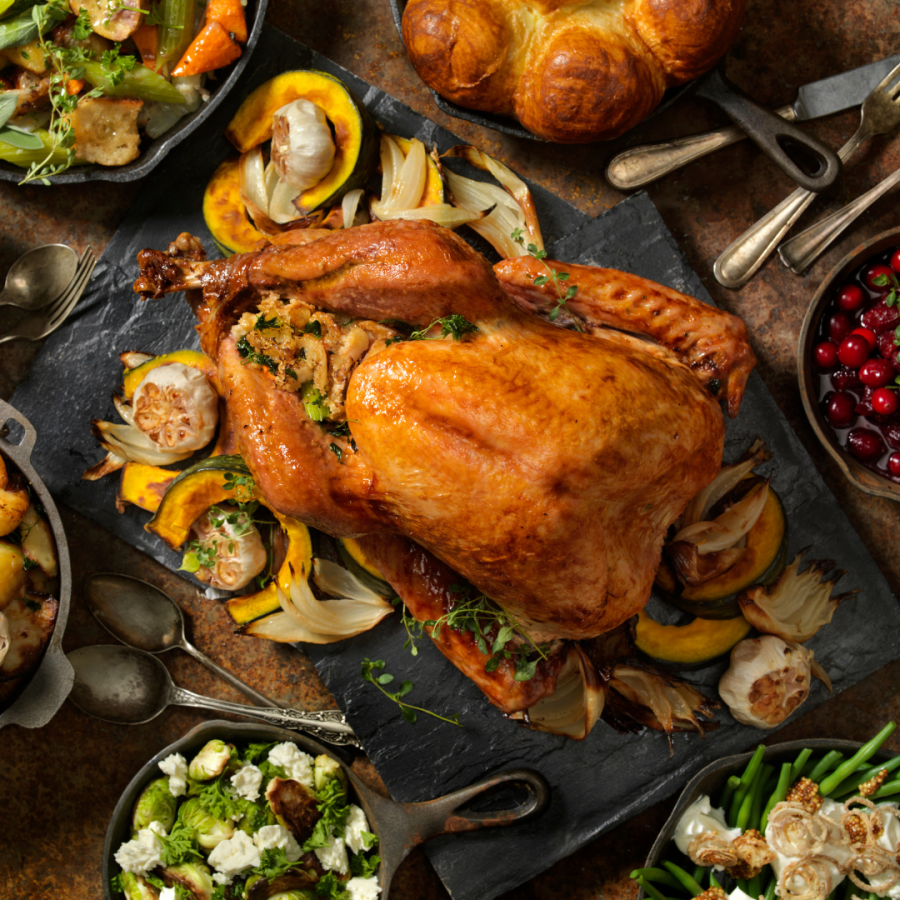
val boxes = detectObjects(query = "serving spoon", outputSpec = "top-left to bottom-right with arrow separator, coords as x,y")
0,244 -> 78,310
85,572 -> 279,708
67,644 -> 361,748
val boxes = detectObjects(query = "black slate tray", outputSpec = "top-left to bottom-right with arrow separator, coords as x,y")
9,24 -> 900,900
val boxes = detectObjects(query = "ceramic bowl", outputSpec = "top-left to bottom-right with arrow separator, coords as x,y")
103,719 -> 550,900
797,226 -> 900,503
0,0 -> 269,185
639,737 -> 890,899
0,397 -> 73,729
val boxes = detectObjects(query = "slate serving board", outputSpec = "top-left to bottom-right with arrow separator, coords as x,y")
9,24 -> 900,900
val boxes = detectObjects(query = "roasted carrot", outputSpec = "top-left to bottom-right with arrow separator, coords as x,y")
171,21 -> 241,77
131,23 -> 159,70
66,78 -> 85,95
204,0 -> 248,43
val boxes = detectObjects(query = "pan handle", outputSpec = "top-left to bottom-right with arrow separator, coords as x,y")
694,66 -> 841,193
0,397 -> 37,461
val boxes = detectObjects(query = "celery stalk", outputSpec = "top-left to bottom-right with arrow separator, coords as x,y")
82,62 -> 186,105
0,129 -> 87,168
157,0 -> 196,70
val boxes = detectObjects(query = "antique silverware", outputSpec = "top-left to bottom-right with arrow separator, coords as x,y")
606,55 -> 900,190
0,244 -> 78,310
714,60 -> 900,289
67,644 -> 362,749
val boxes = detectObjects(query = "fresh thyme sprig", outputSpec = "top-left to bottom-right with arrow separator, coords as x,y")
385,314 -> 479,346
392,596 -> 426,656
360,658 -> 461,726
427,583 -> 549,681
510,228 -> 581,330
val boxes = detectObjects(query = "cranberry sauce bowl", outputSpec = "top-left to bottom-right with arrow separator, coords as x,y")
799,226 -> 900,502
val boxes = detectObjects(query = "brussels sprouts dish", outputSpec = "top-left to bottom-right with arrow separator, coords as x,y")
112,738 -> 381,900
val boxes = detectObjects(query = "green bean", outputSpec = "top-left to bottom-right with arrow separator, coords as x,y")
873,779 -> 900,799
731,746 -> 767,825
842,877 -> 856,900
790,748 -> 813,781
157,0 -> 196,70
747,764 -> 774,832
81,62 -> 186,105
692,866 -> 706,886
763,880 -> 777,900
737,879 -> 749,895
710,873 -> 721,890
630,869 -> 685,892
720,775 -> 741,812
637,875 -> 670,900
737,762 -> 769,831
761,762 -> 793,833
819,722 -> 897,795
809,751 -> 844,784
747,874 -> 762,898
662,861 -> 704,896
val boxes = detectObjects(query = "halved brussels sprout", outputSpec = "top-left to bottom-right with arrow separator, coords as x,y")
132,776 -> 179,834
188,739 -> 233,781
180,797 -> 235,852
313,754 -> 347,795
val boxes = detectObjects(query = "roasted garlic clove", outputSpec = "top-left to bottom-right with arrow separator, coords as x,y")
738,552 -> 857,643
718,635 -> 830,729
185,505 -> 267,592
271,99 -> 336,193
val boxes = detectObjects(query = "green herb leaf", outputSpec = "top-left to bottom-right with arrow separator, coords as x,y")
360,658 -> 461,727
255,313 -> 280,331
0,126 -> 44,150
237,335 -> 280,374
72,7 -> 92,40
304,319 -> 323,337
0,94 -> 18,130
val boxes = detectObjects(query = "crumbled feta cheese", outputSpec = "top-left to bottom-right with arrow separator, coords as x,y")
254,824 -> 302,861
207,830 -> 261,883
113,822 -> 166,874
158,752 -> 188,798
347,876 -> 381,900
315,831 -> 349,874
268,742 -> 315,787
344,804 -> 372,855
159,887 -> 177,900
230,763 -> 263,802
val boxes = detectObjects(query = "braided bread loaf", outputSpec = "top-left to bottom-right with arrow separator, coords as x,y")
401,0 -> 745,142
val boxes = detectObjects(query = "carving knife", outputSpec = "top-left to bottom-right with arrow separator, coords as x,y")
606,55 -> 900,190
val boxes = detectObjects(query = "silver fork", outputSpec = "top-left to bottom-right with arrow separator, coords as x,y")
0,246 -> 96,344
713,60 -> 900,289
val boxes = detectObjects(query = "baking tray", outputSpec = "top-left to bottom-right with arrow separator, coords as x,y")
9,24 -> 900,900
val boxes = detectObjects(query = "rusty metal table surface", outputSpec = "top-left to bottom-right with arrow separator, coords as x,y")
1,1 -> 900,897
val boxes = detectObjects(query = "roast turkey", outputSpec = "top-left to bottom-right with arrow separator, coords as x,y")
134,219 -> 755,733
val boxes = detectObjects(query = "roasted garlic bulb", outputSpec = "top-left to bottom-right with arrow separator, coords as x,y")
271,99 -> 336,192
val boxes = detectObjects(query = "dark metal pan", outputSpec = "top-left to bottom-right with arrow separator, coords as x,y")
102,719 -> 551,900
0,398 -> 73,729
387,0 -> 841,192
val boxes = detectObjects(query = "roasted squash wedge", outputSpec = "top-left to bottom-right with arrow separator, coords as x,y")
634,609 -> 752,669
390,135 -> 444,207
226,511 -> 313,624
225,70 -> 379,214
656,486 -> 788,619
337,538 -> 390,595
204,156 -> 272,256
117,463 -> 178,514
123,349 -> 220,399
145,455 -> 256,549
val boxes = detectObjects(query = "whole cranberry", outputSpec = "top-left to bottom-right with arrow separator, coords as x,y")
884,423 -> 900,450
851,327 -> 878,349
860,358 -> 895,387
827,312 -> 853,343
873,388 -> 898,415
847,428 -> 886,461
861,302 -> 900,334
891,248 -> 900,274
831,366 -> 863,391
856,387 -> 876,416
889,452 -> 900,477
876,330 -> 900,363
838,334 -> 872,368
815,341 -> 839,369
865,263 -> 895,291
825,391 -> 856,427
837,284 -> 865,311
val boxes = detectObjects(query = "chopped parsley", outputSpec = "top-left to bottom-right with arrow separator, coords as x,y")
385,314 -> 479,346
237,335 -> 279,374
329,443 -> 343,463
255,313 -> 280,331
304,319 -> 323,338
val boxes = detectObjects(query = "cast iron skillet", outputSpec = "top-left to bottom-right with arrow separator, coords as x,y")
0,0 -> 268,185
638,737 -> 891,900
387,0 -> 841,192
0,397 -> 74,729
102,719 -> 551,900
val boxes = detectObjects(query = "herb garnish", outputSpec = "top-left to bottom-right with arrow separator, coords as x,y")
302,777 -> 350,851
157,818 -> 203,866
874,270 -> 900,308
385,314 -> 479,346
304,320 -> 323,338
237,335 -> 280,374
255,313 -> 280,331
360,658 -> 461,726
329,443 -> 343,463
392,596 -> 426,657
511,228 -> 581,329
427,583 -> 549,681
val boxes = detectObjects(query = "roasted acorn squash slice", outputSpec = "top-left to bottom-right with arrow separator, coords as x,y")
203,156 -> 271,256
145,455 -> 256,549
337,538 -> 390,595
224,70 -> 379,214
634,609 -> 752,669
123,349 -> 220,399
655,486 -> 788,619
116,463 -> 178,514
226,511 -> 313,624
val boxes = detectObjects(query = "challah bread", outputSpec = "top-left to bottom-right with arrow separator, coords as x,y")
401,0 -> 746,142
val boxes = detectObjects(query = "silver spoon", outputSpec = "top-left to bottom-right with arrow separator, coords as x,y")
0,244 -> 78,310
67,644 -> 361,749
85,572 -> 278,708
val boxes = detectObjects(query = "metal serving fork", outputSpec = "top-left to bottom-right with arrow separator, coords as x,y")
713,60 -> 900,289
0,246 -> 95,344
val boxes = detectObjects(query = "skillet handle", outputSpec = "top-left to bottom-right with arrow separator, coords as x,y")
0,397 -> 37,461
694,66 -> 842,193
